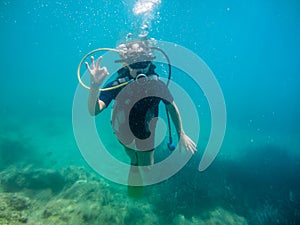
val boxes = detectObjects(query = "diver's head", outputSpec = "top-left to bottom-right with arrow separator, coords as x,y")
116,40 -> 155,71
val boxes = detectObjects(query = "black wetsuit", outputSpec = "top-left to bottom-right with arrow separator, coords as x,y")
99,64 -> 173,146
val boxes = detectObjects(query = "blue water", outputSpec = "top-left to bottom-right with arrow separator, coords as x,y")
1,0 -> 300,224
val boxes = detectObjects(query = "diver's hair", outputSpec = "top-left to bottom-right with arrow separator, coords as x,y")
117,39 -> 152,56
114,41 -> 153,68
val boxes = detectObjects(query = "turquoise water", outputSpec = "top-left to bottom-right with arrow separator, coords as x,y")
1,0 -> 300,224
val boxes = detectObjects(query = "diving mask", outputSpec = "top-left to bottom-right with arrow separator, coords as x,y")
128,61 -> 151,69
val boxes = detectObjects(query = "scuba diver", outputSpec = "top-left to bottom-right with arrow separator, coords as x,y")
85,38 -> 197,196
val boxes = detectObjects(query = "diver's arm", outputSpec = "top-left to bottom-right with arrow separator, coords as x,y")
166,102 -> 197,154
85,56 -> 109,116
88,86 -> 106,116
166,102 -> 184,137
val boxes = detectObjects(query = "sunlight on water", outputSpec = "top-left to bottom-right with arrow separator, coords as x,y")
132,0 -> 161,36
133,0 -> 161,15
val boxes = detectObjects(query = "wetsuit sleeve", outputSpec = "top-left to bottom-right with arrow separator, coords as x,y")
99,81 -> 121,107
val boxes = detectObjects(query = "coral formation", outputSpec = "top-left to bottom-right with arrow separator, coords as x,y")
1,166 -> 65,193
0,152 -> 299,225
172,208 -> 248,225
0,165 -> 160,225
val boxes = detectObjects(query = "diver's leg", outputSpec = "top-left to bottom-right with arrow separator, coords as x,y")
124,145 -> 154,166
125,147 -> 138,165
135,132 -> 155,166
136,150 -> 154,166
124,147 -> 143,198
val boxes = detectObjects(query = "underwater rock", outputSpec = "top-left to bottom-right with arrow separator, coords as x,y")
202,207 -> 248,225
6,193 -> 30,211
60,166 -> 89,187
0,192 -> 30,224
40,198 -> 83,224
172,207 -> 248,225
3,165 -> 255,224
0,166 -> 66,193
59,180 -> 112,204
172,214 -> 191,225
124,204 -> 159,225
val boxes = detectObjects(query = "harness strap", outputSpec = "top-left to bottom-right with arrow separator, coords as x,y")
112,74 -> 158,87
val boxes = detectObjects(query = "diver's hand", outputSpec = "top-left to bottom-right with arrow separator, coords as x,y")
179,133 -> 197,155
85,56 -> 109,87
